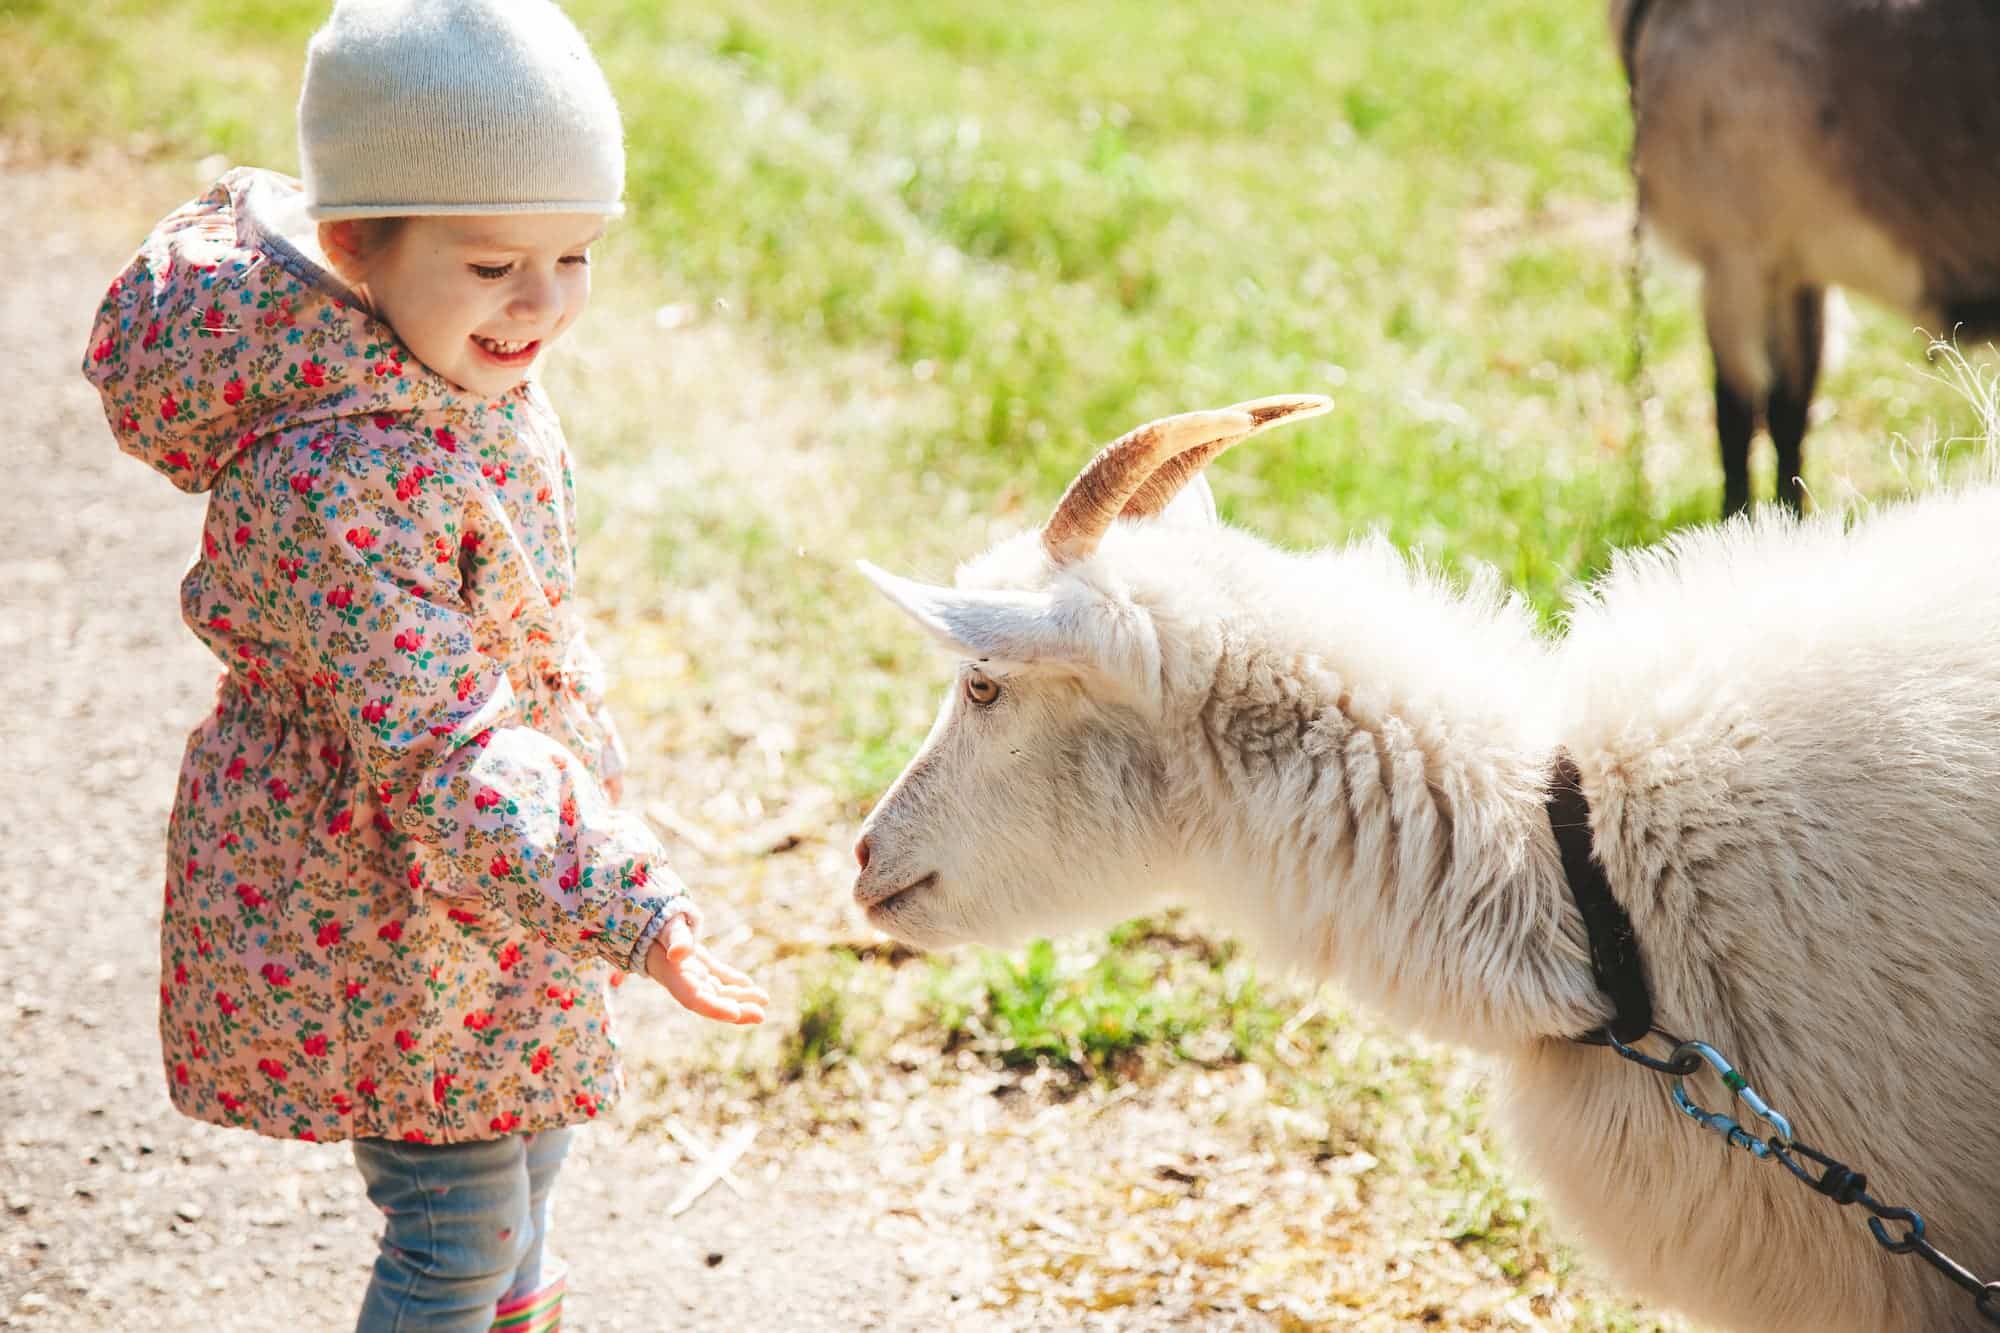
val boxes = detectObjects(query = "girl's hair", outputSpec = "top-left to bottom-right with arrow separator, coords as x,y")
345,217 -> 408,258
316,217 -> 408,314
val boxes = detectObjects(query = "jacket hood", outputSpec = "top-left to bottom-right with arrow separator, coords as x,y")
83,168 -> 449,493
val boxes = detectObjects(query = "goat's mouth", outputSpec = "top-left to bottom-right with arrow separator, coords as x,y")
861,872 -> 937,921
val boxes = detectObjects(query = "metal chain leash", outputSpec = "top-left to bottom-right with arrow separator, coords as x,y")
1604,1030 -> 2000,1323
1623,153 -> 1653,461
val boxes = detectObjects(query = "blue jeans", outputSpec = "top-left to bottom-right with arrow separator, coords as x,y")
352,1128 -> 572,1332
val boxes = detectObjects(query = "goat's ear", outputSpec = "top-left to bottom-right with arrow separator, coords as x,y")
1155,473 -> 1218,530
855,561 -> 1158,694
856,561 -> 1070,663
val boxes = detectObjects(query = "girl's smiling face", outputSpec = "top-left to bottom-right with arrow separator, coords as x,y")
321,213 -> 604,399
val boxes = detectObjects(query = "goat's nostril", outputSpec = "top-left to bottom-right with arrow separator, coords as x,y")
854,835 -> 871,871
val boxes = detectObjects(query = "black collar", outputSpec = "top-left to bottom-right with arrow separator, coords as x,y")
1546,749 -> 1654,1045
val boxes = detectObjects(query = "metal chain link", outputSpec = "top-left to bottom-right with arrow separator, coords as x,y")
1604,1031 -> 2000,1323
1623,160 -> 1653,459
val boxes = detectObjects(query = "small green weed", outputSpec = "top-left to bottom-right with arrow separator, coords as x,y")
779,949 -> 866,1078
922,919 -> 1298,1080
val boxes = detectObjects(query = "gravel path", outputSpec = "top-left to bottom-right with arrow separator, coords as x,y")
0,153 -> 998,1333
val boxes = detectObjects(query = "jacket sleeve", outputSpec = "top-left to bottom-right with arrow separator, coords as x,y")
567,630 -> 630,792
270,429 -> 691,970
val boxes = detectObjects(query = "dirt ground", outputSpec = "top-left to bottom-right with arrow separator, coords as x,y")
0,149 -> 1022,1333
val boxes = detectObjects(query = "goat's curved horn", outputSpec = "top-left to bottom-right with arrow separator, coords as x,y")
1041,408 -> 1255,564
1118,394 -> 1333,520
1042,395 -> 1333,564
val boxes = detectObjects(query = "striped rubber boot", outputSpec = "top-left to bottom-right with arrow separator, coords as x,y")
490,1269 -> 565,1333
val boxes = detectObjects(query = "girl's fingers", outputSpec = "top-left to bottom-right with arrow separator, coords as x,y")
647,921 -> 768,1023
695,956 -> 767,993
694,950 -> 758,988
692,964 -> 769,1010
667,969 -> 749,1022
663,959 -> 766,1024
686,941 -> 768,997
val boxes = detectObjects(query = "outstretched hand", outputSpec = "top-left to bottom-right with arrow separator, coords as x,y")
644,916 -> 769,1025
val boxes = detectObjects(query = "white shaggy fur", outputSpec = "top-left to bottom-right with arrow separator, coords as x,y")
854,460 -> 2000,1331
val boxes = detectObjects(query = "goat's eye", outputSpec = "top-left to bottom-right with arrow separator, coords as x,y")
964,671 -> 1000,707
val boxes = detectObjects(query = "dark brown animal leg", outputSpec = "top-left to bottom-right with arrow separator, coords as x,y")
1941,298 -> 2000,346
1703,265 -> 1770,518
1766,286 -> 1825,514
1713,357 -> 1757,519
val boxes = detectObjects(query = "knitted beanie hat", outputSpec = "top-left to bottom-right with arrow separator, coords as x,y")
298,0 -> 625,220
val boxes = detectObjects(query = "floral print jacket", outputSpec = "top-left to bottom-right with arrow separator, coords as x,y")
83,169 -> 693,1144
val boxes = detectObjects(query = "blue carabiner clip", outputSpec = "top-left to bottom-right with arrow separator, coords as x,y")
1668,1039 -> 1794,1158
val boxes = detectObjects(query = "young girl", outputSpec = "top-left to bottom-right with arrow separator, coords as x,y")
83,1 -> 768,1328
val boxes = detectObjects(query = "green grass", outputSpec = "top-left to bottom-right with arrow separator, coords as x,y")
924,923 -> 1280,1078
779,949 -> 867,1077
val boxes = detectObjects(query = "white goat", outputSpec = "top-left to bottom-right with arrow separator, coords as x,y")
852,397 -> 2000,1332
1613,0 -> 2000,515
